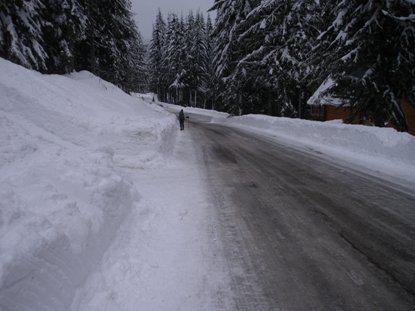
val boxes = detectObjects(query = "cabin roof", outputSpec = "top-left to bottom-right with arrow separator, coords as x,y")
307,77 -> 346,107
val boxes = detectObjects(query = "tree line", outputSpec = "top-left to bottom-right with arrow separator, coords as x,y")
0,0 -> 147,93
2,1 -> 413,129
148,10 -> 215,108
150,1 -> 414,130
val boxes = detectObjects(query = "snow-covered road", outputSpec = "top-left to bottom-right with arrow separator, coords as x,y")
70,129 -> 234,311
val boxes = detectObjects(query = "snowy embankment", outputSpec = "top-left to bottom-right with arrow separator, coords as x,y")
0,59 -> 176,310
163,102 -> 415,185
222,115 -> 415,185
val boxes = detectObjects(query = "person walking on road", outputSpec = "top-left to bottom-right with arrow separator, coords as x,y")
179,109 -> 185,130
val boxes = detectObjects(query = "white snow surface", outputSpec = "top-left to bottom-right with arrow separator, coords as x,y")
0,58 -> 192,310
70,131 -> 231,311
1,57 -> 415,311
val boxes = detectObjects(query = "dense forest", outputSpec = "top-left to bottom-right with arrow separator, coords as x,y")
1,1 -> 414,129
0,0 -> 147,93
149,1 -> 415,130
148,10 -> 215,108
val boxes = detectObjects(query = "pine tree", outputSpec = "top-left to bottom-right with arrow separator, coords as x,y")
149,9 -> 167,100
223,0 -> 319,117
122,26 -> 148,93
182,11 -> 196,105
1,0 -> 146,92
163,13 -> 187,103
41,0 -> 86,73
222,0 -> 273,115
205,14 -> 216,109
210,0 -> 259,114
0,0 -> 47,71
315,0 -> 415,129
75,0 -> 146,92
188,12 -> 208,107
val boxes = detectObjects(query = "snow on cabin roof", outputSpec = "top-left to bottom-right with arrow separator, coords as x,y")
307,77 -> 345,107
169,77 -> 186,89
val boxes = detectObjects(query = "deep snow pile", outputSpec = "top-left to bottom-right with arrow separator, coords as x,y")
0,58 -> 176,311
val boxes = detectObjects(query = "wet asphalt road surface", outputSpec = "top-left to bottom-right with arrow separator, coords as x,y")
190,122 -> 415,311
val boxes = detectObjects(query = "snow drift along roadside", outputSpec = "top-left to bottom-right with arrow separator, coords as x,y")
220,114 -> 415,185
0,58 -> 176,311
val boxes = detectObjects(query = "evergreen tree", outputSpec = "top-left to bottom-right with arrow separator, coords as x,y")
1,0 -> 146,92
75,0 -> 146,92
210,0 -> 258,114
149,9 -> 167,100
212,0 -> 319,117
122,27 -> 148,93
41,0 -> 86,73
188,12 -> 208,107
163,13 -> 187,103
0,0 -> 47,71
204,14 -> 216,109
315,0 -> 415,129
182,11 -> 196,105
222,0 -> 273,115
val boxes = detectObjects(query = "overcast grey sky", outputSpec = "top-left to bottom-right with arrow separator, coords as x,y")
131,0 -> 215,41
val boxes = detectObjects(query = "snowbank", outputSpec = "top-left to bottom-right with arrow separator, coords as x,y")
219,114 -> 415,185
0,58 -> 176,310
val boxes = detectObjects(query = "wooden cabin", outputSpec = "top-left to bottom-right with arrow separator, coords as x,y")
307,78 -> 354,122
401,99 -> 415,135
309,104 -> 352,122
308,78 -> 415,135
